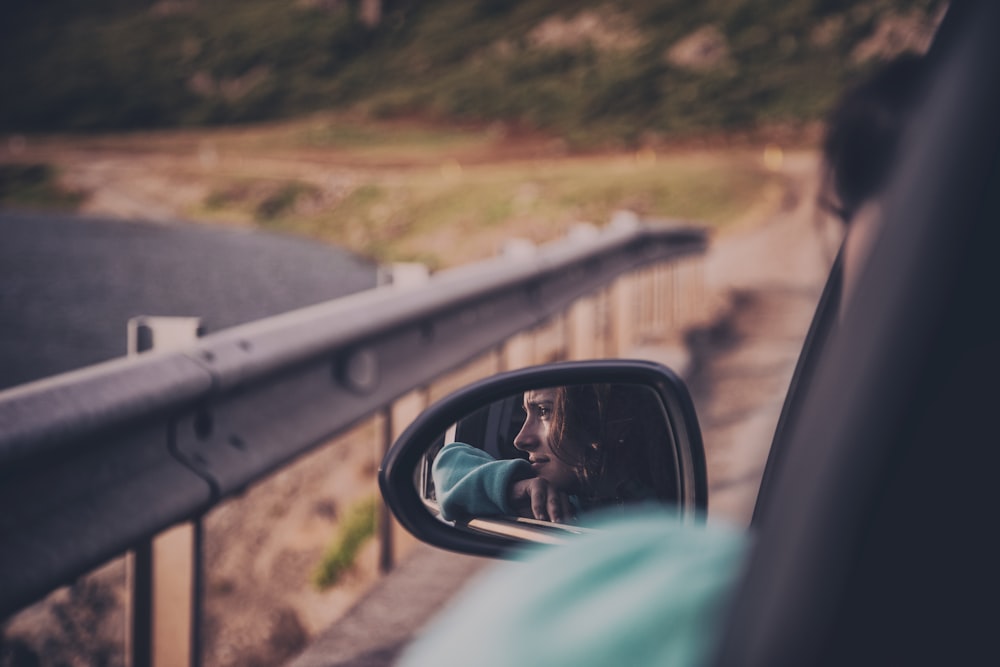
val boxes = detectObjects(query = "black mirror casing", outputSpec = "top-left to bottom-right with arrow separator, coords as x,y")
378,360 -> 708,558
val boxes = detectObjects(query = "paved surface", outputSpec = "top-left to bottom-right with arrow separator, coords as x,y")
288,545 -> 490,667
287,153 -> 835,667
0,210 -> 376,391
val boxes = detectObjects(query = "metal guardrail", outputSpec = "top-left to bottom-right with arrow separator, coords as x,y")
0,220 -> 706,619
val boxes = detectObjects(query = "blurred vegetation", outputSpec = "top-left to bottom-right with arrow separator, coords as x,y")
0,164 -> 84,209
2,0 -> 944,144
193,151 -> 783,269
312,495 -> 378,590
255,181 -> 322,221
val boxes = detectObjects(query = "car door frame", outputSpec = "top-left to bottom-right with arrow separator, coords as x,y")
712,2 -> 1000,665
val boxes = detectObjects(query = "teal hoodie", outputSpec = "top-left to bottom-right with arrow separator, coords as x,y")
398,507 -> 746,667
432,440 -> 532,520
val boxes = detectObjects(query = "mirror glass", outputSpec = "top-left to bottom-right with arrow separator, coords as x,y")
414,383 -> 681,533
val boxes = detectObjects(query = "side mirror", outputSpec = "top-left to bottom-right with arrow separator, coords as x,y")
379,360 -> 708,558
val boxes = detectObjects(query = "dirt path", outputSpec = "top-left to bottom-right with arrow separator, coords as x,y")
687,151 -> 838,525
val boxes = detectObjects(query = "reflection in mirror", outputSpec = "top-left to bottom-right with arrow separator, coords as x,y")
416,383 -> 680,530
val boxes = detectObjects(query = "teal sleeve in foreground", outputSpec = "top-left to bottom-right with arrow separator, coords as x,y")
398,508 -> 747,667
432,441 -> 533,521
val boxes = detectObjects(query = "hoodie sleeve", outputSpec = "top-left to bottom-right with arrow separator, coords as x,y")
397,508 -> 747,667
432,441 -> 533,521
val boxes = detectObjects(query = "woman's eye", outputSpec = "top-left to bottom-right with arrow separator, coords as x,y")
537,406 -> 551,419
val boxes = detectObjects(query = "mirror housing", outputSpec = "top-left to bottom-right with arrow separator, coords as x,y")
379,360 -> 708,558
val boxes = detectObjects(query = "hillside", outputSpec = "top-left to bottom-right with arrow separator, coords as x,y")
3,0 -> 943,144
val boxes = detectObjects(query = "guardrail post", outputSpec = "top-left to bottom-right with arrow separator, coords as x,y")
596,288 -> 608,357
692,257 -> 707,326
610,273 -> 636,357
647,267 -> 660,337
501,332 -> 534,370
670,263 -> 681,333
653,263 -> 669,335
125,316 -> 203,667
637,268 -> 654,342
532,315 -> 568,363
381,389 -> 428,572
567,297 -> 598,360
564,224 -> 600,361
675,257 -> 705,330
377,263 -> 430,573
376,262 -> 430,288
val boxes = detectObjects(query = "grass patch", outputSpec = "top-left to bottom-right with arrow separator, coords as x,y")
291,119 -> 488,151
204,182 -> 253,211
255,181 -> 319,221
201,149 -> 783,269
312,496 -> 378,590
0,163 -> 84,209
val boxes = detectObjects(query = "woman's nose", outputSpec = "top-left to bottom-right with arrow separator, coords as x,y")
513,422 -> 536,451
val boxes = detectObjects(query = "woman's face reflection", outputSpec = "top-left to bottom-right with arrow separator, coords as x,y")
513,388 -> 580,492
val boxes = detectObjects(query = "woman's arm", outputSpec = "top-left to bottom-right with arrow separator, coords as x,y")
432,441 -> 533,521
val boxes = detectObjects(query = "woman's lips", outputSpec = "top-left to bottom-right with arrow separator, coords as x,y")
529,457 -> 548,470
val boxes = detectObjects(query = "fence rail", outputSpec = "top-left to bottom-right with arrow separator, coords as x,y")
0,220 -> 707,627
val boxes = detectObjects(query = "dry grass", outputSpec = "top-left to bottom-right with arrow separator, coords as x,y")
154,118 -> 787,269
5,116 -> 791,271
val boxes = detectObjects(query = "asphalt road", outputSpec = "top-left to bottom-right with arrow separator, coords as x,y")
0,210 -> 377,391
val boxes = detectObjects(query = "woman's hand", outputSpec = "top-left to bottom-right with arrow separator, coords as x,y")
509,477 -> 574,523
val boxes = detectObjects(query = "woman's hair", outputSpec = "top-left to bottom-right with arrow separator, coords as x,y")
820,54 -> 928,225
548,384 -> 605,487
548,383 -> 677,505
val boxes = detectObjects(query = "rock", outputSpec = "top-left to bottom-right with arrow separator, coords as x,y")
665,25 -> 731,72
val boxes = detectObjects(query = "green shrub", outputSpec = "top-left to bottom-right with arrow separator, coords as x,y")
0,0 -> 948,138
255,182 -> 319,221
0,163 -> 84,209
312,496 -> 378,590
